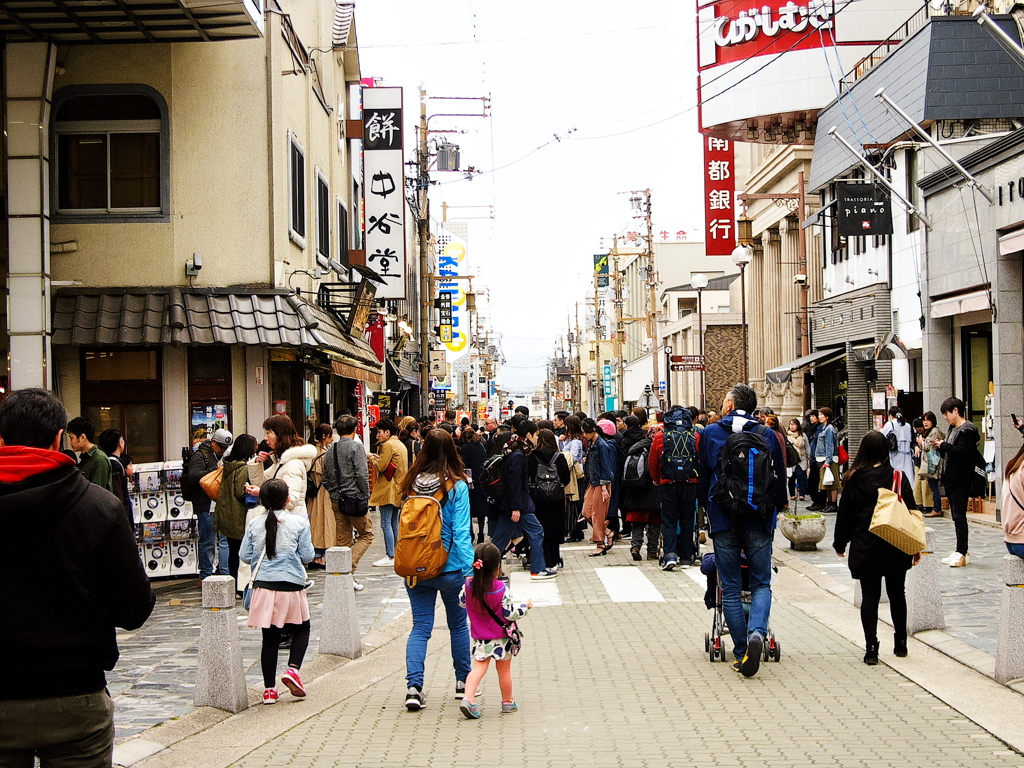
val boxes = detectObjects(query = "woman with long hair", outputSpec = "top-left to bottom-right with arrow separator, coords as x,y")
813,407 -> 840,513
528,428 -> 571,570
581,417 -> 616,556
881,406 -> 915,482
561,415 -> 586,542
398,415 -> 420,465
247,414 -> 318,518
1002,421 -> 1024,559
398,429 -> 474,711
917,411 -> 945,517
459,426 -> 489,543
306,423 -> 336,569
786,419 -> 809,502
216,433 -> 258,593
833,431 -> 921,665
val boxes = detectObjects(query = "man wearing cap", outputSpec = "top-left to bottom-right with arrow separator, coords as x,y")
187,428 -> 232,579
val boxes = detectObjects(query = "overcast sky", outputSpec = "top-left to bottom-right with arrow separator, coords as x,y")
356,1 -> 705,392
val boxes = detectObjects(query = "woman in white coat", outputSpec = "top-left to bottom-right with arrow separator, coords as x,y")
247,414 -> 318,518
880,407 -> 915,483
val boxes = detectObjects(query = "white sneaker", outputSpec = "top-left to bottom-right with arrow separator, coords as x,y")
940,551 -> 957,565
949,553 -> 968,568
372,557 -> 394,567
352,579 -> 364,591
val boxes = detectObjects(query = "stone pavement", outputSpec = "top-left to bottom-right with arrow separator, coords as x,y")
128,542 -> 1024,768
111,513 -> 408,742
779,512 -> 1005,656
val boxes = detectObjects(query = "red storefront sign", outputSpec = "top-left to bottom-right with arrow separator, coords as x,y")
703,134 -> 735,256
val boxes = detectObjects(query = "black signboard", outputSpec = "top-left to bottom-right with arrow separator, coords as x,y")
835,182 -> 892,236
363,108 -> 403,151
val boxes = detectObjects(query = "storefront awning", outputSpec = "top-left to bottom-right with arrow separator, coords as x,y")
852,344 -> 876,362
929,289 -> 990,318
764,347 -> 846,385
52,288 -> 382,382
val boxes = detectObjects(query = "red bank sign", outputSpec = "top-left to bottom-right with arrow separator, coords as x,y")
703,135 -> 735,256
697,0 -> 836,70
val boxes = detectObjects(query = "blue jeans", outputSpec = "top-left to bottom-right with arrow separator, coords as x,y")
197,510 -> 216,578
216,533 -> 230,576
711,526 -> 773,660
927,477 -> 942,514
380,504 -> 399,558
491,511 -> 548,573
405,570 -> 472,690
1007,542 -> 1024,558
661,482 -> 697,563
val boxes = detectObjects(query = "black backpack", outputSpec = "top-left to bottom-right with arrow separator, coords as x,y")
482,452 -> 508,503
660,406 -> 698,482
972,448 -> 989,497
785,438 -> 801,468
714,423 -> 778,525
306,453 -> 323,500
531,451 -> 563,502
180,443 -> 214,502
886,430 -> 898,453
622,438 -> 652,489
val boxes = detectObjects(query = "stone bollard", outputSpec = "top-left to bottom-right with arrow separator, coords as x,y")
995,554 -> 1024,684
320,547 -> 363,659
906,527 -> 945,634
195,576 -> 249,713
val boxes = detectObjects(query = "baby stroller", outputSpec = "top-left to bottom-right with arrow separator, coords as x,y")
701,552 -> 781,663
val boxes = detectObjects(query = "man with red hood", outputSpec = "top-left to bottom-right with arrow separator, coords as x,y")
0,388 -> 155,766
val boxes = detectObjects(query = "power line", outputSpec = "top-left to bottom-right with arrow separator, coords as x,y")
360,24 -> 665,49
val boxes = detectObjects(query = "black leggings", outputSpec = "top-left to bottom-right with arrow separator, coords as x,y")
261,621 -> 311,688
226,537 -> 242,584
859,572 -> 907,647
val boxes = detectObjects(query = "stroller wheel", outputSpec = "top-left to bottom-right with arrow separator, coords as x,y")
772,641 -> 782,661
704,632 -> 710,653
709,642 -> 717,662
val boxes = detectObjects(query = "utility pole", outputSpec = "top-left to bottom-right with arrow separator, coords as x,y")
612,236 -> 624,411
633,188 -> 661,412
417,89 -> 432,417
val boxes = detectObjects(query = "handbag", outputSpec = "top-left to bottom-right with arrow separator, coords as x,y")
479,588 -> 524,657
822,465 -> 836,486
242,546 -> 267,611
381,455 -> 398,481
200,465 -> 223,501
869,470 -> 926,555
838,444 -> 849,465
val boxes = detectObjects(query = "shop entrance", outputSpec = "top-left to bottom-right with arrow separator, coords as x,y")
961,324 -> 993,424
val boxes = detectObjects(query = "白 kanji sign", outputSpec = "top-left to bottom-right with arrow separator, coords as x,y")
703,134 -> 735,256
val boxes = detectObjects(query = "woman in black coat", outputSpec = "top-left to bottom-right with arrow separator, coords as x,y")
459,426 -> 489,543
528,428 -> 571,569
834,430 -> 922,665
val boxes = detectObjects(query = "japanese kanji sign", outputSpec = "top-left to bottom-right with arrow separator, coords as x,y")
436,292 -> 453,343
363,86 -> 406,299
703,134 -> 735,256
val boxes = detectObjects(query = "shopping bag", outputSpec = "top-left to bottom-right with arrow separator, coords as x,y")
869,470 -> 926,555
822,465 -> 836,486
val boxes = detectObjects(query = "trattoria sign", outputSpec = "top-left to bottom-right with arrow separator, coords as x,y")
835,182 -> 892,237
698,0 -> 836,70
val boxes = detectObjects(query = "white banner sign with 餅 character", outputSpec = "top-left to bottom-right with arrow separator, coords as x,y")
363,87 -> 406,299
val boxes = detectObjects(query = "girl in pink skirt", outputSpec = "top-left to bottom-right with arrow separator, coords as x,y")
241,478 -> 315,704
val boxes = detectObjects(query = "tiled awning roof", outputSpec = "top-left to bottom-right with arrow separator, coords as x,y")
52,288 -> 382,374
332,2 -> 354,48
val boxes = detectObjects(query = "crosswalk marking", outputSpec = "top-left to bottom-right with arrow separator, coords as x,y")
509,571 -> 563,607
594,566 -> 665,602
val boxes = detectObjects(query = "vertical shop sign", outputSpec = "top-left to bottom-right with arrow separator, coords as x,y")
594,253 -> 609,287
703,135 -> 735,256
363,86 -> 406,299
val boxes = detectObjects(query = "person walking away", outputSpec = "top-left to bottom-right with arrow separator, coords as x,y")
581,418 -> 616,557
933,397 -> 980,567
620,421 -> 663,561
457,542 -> 532,719
98,428 -> 133,527
881,407 -> 915,482
786,419 -> 809,502
697,384 -> 787,677
241,479 -> 315,704
561,415 -> 586,542
918,411 -> 945,518
459,426 -> 490,543
216,434 -> 259,594
321,416 -> 373,589
1002,416 -> 1024,558
306,424 -> 336,569
370,419 -> 408,567
0,388 -> 155,765
597,416 -> 624,540
491,417 -> 558,579
528,428 -> 570,570
649,406 -> 700,569
188,427 -> 233,580
399,429 -> 475,711
67,417 -> 113,493
813,407 -> 840,513
247,415 -> 318,518
833,431 -> 921,664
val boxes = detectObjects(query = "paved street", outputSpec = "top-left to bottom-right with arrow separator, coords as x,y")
128,540 -> 1024,768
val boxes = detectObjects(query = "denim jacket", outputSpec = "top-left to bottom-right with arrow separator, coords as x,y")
239,509 -> 314,586
814,423 -> 838,464
585,436 -> 615,486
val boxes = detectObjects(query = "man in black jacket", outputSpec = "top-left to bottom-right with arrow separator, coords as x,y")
935,396 -> 980,568
0,388 -> 155,766
187,428 -> 232,579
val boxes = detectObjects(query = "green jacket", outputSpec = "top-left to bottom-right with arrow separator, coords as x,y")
78,444 -> 113,493
215,459 -> 250,540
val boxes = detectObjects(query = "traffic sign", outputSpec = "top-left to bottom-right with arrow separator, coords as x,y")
670,363 -> 705,372
671,355 -> 704,364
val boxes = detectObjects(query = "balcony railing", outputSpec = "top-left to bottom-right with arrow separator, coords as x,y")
840,5 -> 932,92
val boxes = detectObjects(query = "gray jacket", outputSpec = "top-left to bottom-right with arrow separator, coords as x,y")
321,436 -> 370,502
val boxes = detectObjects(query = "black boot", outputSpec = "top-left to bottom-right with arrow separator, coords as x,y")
894,637 -> 908,658
863,639 -> 879,665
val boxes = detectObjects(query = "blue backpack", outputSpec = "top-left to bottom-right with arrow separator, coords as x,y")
660,407 -> 698,482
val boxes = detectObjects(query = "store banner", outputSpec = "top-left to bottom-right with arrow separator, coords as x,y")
703,134 -> 735,256
835,182 -> 893,236
594,253 -> 609,287
438,231 -> 468,353
363,86 -> 406,299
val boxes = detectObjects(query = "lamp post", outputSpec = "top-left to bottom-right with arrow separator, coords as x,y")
691,273 -> 709,409
731,245 -> 753,384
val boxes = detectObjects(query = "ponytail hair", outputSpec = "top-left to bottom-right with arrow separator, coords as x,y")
888,406 -> 905,426
259,478 -> 290,559
469,541 -> 502,607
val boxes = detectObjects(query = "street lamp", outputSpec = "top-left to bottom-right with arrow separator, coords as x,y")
691,272 -> 709,408
731,245 -> 753,384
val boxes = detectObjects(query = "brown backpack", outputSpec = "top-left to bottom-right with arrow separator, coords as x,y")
394,480 -> 454,588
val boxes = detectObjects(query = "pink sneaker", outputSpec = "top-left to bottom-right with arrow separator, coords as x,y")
262,688 -> 279,705
282,667 -> 306,698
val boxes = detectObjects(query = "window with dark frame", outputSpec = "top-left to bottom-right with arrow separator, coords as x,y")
316,173 -> 330,259
290,137 -> 306,241
337,198 -> 350,269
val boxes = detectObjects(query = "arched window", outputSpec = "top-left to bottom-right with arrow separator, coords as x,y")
53,86 -> 169,220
